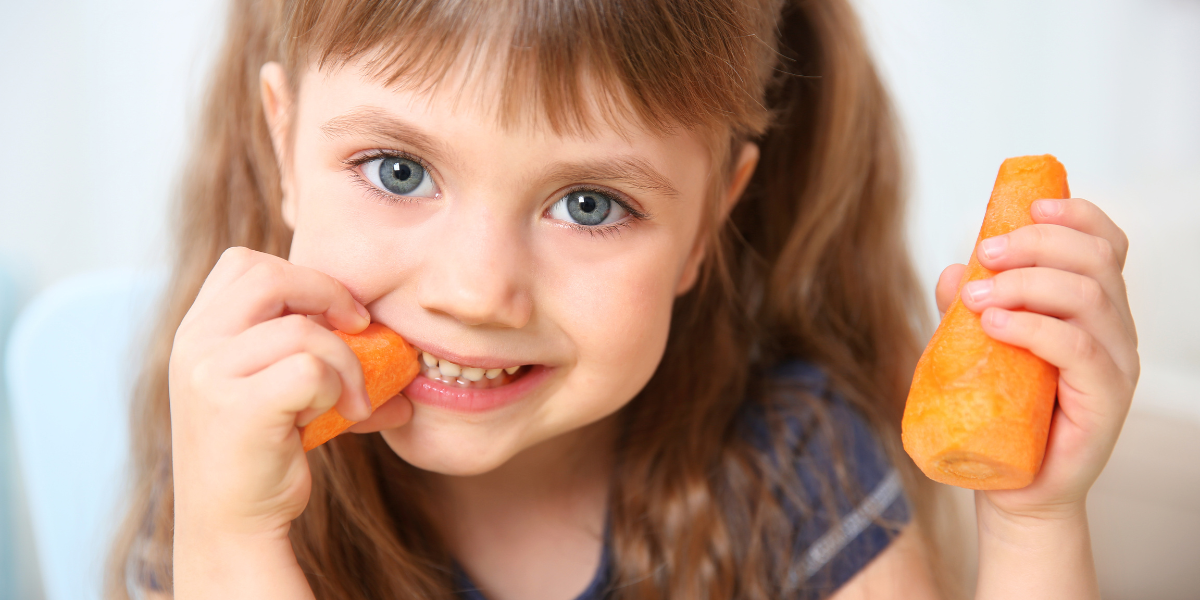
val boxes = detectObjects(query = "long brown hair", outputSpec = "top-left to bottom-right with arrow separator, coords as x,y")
107,0 -> 951,597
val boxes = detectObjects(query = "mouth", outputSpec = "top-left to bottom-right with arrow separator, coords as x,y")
403,345 -> 552,413
414,347 -> 530,390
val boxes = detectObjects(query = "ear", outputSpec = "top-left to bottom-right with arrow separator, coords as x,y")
260,62 -> 297,230
675,142 -> 760,295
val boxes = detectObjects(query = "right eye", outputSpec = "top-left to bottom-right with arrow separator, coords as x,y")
361,155 -> 437,198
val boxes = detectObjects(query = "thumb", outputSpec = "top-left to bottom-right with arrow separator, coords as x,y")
345,394 -> 414,434
935,263 -> 967,317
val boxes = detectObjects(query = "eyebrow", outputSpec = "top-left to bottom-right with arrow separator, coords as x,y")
543,156 -> 680,199
321,106 -> 680,199
321,106 -> 454,163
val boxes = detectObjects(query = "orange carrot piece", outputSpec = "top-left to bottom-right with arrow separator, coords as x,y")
300,322 -> 420,452
902,155 -> 1070,490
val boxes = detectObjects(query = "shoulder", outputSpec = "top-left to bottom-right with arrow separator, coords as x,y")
738,359 -> 911,598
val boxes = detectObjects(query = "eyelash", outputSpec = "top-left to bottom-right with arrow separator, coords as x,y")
551,185 -> 648,238
343,149 -> 437,205
343,150 -> 651,237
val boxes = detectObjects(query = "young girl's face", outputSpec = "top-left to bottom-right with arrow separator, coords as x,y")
268,59 -> 750,475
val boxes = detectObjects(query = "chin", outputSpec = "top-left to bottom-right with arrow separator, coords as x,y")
377,409 -> 532,476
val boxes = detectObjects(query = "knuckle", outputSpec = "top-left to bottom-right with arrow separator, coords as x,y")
278,313 -> 314,341
1071,329 -> 1100,362
1093,237 -> 1118,270
1027,224 -> 1051,248
219,246 -> 255,270
1008,268 -> 1032,295
293,352 -> 327,386
1113,227 -> 1130,263
1077,277 -> 1106,312
246,261 -> 287,293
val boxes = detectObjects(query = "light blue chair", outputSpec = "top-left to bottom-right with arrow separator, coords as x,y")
5,268 -> 166,600
0,266 -> 31,600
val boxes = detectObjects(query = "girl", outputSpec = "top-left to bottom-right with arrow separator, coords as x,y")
107,0 -> 1139,598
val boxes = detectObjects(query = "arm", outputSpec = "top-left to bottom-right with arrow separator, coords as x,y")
973,497 -> 1096,599
169,247 -> 382,599
173,528 -> 314,600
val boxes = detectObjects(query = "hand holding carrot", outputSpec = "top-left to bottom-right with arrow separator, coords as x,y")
931,175 -> 1139,520
168,247 -> 386,598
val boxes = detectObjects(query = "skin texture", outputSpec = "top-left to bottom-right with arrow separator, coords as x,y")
167,57 -> 1137,600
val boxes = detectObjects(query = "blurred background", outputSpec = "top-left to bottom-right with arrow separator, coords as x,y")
0,0 -> 1196,598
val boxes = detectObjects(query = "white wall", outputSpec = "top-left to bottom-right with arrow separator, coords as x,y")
0,0 -> 1197,597
854,0 -> 1200,414
0,0 -> 225,299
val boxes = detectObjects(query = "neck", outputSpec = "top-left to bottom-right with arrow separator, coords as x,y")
423,414 -> 619,557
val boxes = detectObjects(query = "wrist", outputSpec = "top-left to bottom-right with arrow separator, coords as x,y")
977,492 -> 1088,531
974,493 -> 1098,600
174,525 -> 314,600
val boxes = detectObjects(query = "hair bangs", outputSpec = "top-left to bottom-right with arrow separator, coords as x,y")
283,0 -> 779,138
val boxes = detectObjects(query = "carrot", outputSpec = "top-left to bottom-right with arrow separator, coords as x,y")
300,322 -> 420,452
901,155 -> 1070,490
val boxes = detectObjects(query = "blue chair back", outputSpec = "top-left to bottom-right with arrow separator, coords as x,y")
5,268 -> 166,600
0,266 -> 27,600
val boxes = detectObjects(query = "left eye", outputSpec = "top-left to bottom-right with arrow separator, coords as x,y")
549,190 -> 628,226
361,155 -> 437,198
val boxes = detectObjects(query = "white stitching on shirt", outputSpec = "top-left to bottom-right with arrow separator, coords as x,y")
791,468 -> 903,584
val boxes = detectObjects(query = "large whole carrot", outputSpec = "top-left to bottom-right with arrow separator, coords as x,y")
902,155 -> 1069,490
301,322 -> 420,452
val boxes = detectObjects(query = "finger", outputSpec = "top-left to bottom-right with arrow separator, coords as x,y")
935,263 -> 967,316
188,247 -> 272,320
346,394 -> 414,433
242,352 -> 345,428
199,259 -> 370,337
975,224 -> 1127,306
1030,198 -> 1129,269
978,308 -> 1132,403
209,314 -> 371,420
959,268 -> 1138,373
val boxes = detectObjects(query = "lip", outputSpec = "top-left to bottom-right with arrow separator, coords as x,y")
402,364 -> 555,413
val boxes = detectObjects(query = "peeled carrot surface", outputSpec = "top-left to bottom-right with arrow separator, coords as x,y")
901,155 -> 1069,490
300,322 -> 420,452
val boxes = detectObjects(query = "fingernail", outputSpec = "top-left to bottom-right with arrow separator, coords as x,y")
964,279 -> 993,303
355,302 -> 371,323
361,391 -> 374,416
988,309 -> 1010,328
1034,199 -> 1063,219
979,235 -> 1008,260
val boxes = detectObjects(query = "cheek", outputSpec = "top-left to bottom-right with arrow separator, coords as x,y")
284,163 -> 422,303
538,233 -> 688,412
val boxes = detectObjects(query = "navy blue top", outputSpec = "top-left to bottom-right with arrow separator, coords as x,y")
453,361 -> 911,599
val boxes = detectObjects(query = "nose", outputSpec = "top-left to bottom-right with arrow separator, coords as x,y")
417,210 -> 533,329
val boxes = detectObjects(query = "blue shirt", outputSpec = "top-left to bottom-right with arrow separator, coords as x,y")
453,360 -> 910,599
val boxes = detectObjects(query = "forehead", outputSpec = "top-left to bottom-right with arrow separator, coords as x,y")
298,57 -> 715,163
301,44 -> 693,142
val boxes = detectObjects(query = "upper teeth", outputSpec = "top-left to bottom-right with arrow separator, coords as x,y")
421,351 -> 523,381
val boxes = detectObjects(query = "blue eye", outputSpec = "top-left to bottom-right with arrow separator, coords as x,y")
550,190 -> 628,226
362,155 -> 436,198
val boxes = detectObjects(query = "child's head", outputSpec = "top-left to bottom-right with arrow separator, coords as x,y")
111,0 -> 932,597
257,0 -> 773,474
